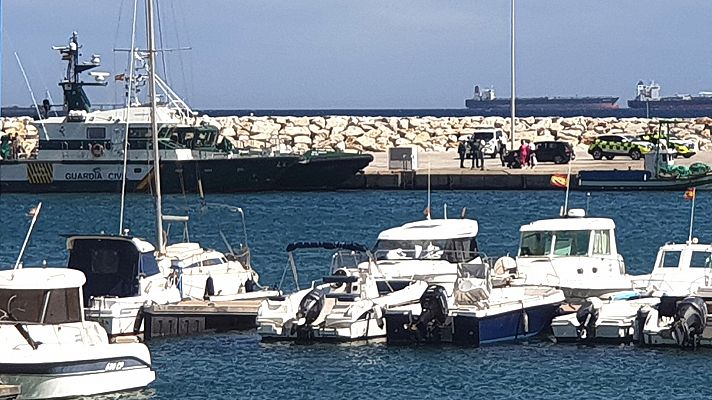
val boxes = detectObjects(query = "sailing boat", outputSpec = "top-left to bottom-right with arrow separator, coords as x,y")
0,203 -> 156,398
66,0 -> 265,338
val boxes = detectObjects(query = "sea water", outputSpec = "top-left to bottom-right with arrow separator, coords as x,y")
1,190 -> 710,399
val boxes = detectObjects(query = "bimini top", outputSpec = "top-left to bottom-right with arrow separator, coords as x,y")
0,268 -> 86,290
377,219 -> 479,241
520,217 -> 615,233
66,234 -> 156,253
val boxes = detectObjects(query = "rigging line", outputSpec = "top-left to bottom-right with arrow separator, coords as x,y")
156,0 -> 170,85
14,52 -> 48,139
171,0 -> 192,104
119,0 -> 140,235
113,0 -> 128,106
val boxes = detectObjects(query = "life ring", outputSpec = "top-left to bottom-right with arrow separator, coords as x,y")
91,143 -> 104,157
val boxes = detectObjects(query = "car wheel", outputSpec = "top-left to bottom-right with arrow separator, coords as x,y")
554,155 -> 564,164
592,148 -> 603,160
605,155 -> 615,160
684,153 -> 693,159
630,149 -> 641,160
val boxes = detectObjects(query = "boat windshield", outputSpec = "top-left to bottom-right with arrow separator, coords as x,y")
519,230 -> 590,257
0,288 -> 82,324
373,238 -> 479,263
690,251 -> 712,268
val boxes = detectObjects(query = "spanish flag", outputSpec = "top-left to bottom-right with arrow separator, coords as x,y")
550,173 -> 568,189
684,187 -> 696,201
114,73 -> 125,81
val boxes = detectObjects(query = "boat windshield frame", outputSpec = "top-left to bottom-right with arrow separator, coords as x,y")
373,237 -> 479,263
518,230 -> 601,257
0,287 -> 82,325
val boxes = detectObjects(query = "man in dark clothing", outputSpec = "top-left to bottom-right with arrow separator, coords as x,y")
469,136 -> 478,169
498,138 -> 507,167
457,141 -> 467,168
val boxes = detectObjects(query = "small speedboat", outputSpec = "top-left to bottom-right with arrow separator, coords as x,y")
0,267 -> 155,399
257,242 -> 426,341
509,208 -> 642,301
385,262 -> 565,346
552,240 -> 712,345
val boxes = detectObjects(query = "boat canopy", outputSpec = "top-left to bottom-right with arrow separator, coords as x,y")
66,235 -> 161,305
377,219 -> 479,241
285,241 -> 369,253
0,268 -> 85,290
519,217 -> 615,233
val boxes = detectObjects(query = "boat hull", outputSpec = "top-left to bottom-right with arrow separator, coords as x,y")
0,153 -> 371,193
385,303 -> 561,346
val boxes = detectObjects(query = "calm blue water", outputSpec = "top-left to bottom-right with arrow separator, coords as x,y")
1,190 -> 711,399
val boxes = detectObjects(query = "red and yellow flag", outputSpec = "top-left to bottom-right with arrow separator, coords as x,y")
550,173 -> 568,189
684,187 -> 696,201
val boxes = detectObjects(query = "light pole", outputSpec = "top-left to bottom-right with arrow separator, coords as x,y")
510,0 -> 516,150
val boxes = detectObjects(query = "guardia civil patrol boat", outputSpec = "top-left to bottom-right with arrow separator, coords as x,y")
0,33 -> 372,193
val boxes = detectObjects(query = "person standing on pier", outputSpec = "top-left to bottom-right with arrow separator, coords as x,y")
518,140 -> 529,168
458,140 -> 467,168
498,138 -> 507,167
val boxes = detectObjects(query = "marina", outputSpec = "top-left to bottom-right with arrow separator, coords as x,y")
3,0 -> 712,399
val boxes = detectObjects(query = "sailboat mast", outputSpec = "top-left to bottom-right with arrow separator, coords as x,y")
510,0 -> 516,150
146,0 -> 165,253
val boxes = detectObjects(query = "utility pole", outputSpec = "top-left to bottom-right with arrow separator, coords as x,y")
510,0 -> 516,149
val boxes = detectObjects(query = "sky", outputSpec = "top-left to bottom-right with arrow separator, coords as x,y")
2,1 -> 712,109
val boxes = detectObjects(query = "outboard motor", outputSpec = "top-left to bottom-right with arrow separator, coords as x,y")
293,288 -> 325,341
202,276 -> 215,300
670,296 -> 707,348
576,297 -> 603,341
413,285 -> 449,342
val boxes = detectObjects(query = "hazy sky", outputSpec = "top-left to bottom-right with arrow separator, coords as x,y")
3,1 -> 712,109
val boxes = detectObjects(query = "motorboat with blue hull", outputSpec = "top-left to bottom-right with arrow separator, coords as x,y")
551,240 -> 712,346
257,242 -> 427,342
385,263 -> 565,346
0,268 -> 155,399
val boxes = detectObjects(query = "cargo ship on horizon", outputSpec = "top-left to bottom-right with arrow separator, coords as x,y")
627,80 -> 712,114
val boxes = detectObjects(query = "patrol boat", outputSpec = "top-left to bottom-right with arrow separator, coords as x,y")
385,262 -> 565,346
551,240 -> 712,345
257,242 -> 427,342
506,209 -> 640,301
0,33 -> 372,193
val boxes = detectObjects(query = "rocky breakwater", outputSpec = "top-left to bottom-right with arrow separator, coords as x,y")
0,117 -> 39,159
214,116 -> 712,153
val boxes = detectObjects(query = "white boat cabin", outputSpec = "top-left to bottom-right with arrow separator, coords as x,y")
515,209 -> 630,294
646,241 -> 712,295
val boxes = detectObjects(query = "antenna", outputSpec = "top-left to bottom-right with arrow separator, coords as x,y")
563,158 -> 572,214
13,202 -> 43,273
688,187 -> 697,243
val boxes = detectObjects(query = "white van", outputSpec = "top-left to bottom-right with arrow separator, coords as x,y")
465,128 -> 508,158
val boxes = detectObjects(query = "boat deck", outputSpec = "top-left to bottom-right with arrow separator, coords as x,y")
0,385 -> 20,400
142,299 -> 263,341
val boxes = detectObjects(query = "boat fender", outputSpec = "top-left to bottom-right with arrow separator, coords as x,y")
374,306 -> 385,329
91,143 -> 104,157
670,296 -> 707,348
203,276 -> 215,300
576,297 -> 603,340
133,306 -> 145,334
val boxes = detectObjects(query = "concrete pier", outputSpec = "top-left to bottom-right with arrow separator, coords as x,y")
340,150 -> 712,190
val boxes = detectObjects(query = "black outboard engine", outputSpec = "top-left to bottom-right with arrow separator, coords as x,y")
670,296 -> 707,348
293,288 -> 325,341
202,276 -> 215,300
576,297 -> 603,341
413,285 -> 449,342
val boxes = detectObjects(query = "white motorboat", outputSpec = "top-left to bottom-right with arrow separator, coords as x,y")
509,208 -> 640,301
0,268 -> 155,399
385,263 -> 566,346
257,242 -> 426,341
551,240 -> 712,344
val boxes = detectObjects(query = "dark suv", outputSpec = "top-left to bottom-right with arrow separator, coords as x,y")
535,141 -> 575,164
